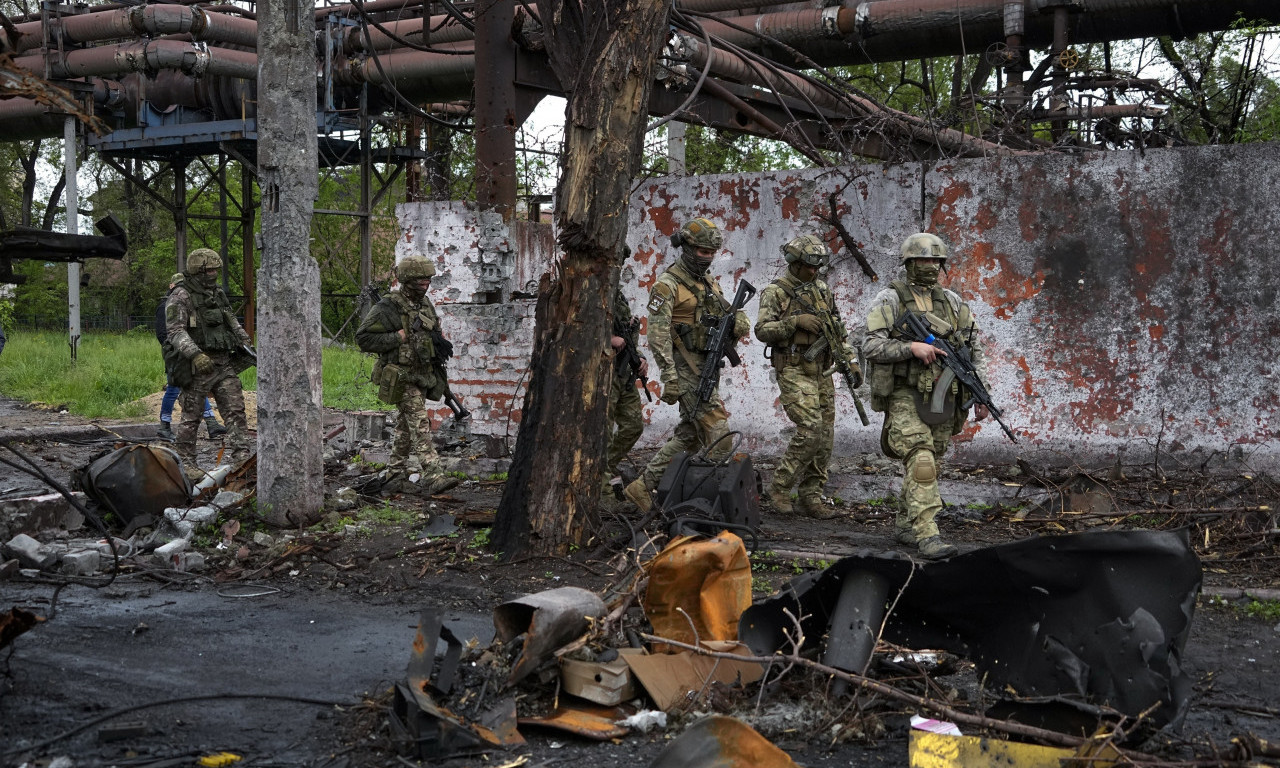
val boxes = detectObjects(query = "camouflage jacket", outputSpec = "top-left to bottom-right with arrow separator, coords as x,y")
862,278 -> 988,390
355,290 -> 443,387
754,271 -> 849,353
165,282 -> 251,361
645,261 -> 749,389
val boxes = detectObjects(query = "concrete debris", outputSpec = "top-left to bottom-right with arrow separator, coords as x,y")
3,533 -> 58,570
0,491 -> 87,541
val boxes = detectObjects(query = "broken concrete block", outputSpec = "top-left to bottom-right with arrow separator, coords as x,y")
252,532 -> 275,547
211,491 -> 244,509
185,505 -> 219,525
175,552 -> 206,572
59,549 -> 101,576
154,539 -> 188,563
0,492 -> 88,540
3,533 -> 58,570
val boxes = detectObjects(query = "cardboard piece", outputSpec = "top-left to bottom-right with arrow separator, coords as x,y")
560,648 -> 642,706
622,642 -> 764,711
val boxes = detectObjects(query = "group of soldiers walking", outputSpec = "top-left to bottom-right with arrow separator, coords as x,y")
616,218 -> 992,561
165,214 -> 993,561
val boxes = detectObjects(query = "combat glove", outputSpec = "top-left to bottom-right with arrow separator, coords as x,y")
192,352 -> 215,375
794,314 -> 822,334
660,382 -> 680,405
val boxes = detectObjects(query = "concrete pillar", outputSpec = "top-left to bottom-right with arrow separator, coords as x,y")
255,0 -> 323,525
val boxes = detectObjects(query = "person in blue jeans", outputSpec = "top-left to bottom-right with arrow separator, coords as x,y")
156,273 -> 225,441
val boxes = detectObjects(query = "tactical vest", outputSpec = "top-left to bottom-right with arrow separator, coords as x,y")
379,292 -> 443,393
185,285 -> 241,353
773,278 -> 827,349
665,264 -> 729,354
866,280 -> 965,411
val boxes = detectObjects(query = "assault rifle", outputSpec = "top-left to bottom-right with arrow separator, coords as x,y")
693,280 -> 757,408
411,316 -> 471,423
790,294 -> 870,427
614,316 -> 652,402
892,310 -> 1016,443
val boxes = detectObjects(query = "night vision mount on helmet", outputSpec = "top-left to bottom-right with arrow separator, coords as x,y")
782,234 -> 831,267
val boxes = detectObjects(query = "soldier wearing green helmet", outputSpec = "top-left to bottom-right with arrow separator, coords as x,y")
163,247 -> 253,475
356,255 -> 461,496
862,232 -> 992,560
624,217 -> 751,512
754,233 -> 860,519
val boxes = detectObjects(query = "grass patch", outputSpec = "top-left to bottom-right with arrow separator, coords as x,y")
0,331 -> 393,417
361,502 -> 417,525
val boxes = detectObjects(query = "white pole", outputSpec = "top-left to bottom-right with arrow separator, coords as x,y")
64,117 -> 81,361
668,120 -> 686,176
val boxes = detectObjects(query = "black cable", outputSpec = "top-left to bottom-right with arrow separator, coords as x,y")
646,5 -> 711,134
1,693 -> 355,757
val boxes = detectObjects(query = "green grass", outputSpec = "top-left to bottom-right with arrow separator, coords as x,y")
0,331 -> 393,417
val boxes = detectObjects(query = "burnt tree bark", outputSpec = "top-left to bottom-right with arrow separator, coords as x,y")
492,0 -> 669,559
255,0 -> 323,526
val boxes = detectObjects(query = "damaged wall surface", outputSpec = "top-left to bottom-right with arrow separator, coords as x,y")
398,141 -> 1280,468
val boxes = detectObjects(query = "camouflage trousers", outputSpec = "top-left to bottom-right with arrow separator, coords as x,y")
639,371 -> 730,492
389,383 -> 443,478
176,355 -> 249,468
885,388 -> 955,542
771,363 -> 835,500
606,374 -> 645,478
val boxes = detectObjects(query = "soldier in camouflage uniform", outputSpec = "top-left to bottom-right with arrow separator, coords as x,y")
624,218 -> 751,512
862,233 -> 990,559
355,256 -> 461,496
755,234 -> 860,519
604,281 -> 648,494
163,248 -> 253,475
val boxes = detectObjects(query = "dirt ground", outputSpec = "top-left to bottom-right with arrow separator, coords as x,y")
2,395 -> 1280,768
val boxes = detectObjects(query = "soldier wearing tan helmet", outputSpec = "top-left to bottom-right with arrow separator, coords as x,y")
155,271 -> 222,441
624,217 -> 751,511
356,255 -> 460,496
862,233 -> 991,560
755,234 -> 860,519
163,248 -> 253,475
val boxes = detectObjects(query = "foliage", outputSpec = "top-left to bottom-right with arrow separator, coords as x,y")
0,331 -> 395,417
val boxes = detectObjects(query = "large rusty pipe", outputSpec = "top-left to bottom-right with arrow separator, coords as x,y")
16,40 -> 257,81
337,48 -> 475,94
698,8 -> 856,49
339,15 -> 475,55
13,6 -> 257,54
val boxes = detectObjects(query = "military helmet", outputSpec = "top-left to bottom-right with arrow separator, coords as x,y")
899,232 -> 947,264
671,217 -> 723,250
395,256 -> 437,281
186,248 -> 223,272
169,272 -> 184,285
782,234 -> 830,267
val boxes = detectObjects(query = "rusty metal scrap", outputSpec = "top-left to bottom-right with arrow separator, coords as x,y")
493,586 -> 607,685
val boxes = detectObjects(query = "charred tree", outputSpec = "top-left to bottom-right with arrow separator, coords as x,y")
492,0 -> 669,559
255,0 -> 323,526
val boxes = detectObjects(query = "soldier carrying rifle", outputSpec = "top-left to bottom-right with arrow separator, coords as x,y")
755,234 -> 863,520
624,218 -> 752,512
356,256 -> 463,497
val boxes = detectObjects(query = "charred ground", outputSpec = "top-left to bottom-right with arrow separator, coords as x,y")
1,396 -> 1279,767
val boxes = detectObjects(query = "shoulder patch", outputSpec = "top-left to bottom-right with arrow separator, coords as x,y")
647,282 -> 674,313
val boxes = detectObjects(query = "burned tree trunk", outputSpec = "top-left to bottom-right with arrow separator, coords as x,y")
492,0 -> 669,558
255,0 -> 323,526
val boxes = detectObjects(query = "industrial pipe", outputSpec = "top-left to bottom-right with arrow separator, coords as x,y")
16,40 -> 257,81
12,6 -> 257,54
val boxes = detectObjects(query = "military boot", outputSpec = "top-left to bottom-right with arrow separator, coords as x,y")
205,416 -> 228,438
797,495 -> 838,520
624,479 -> 652,512
765,483 -> 793,514
894,520 -> 918,546
422,472 -> 461,495
916,536 -> 958,560
156,421 -> 175,441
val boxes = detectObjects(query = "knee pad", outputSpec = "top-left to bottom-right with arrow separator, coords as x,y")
909,450 -> 937,484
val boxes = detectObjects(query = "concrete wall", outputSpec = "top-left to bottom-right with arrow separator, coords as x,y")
398,142 -> 1280,468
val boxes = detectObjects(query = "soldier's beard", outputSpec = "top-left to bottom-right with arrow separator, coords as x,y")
680,249 -> 713,276
401,285 -> 426,302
